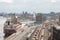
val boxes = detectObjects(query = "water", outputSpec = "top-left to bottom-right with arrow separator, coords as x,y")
0,16 -> 7,40
21,21 -> 35,24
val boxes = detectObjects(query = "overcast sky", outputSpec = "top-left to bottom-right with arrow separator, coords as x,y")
0,0 -> 60,13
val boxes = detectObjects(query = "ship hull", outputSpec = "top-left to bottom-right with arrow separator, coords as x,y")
4,29 -> 16,38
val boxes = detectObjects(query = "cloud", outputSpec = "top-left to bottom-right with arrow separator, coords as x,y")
51,0 -> 60,3
0,0 -> 13,3
51,0 -> 56,3
0,0 -> 60,13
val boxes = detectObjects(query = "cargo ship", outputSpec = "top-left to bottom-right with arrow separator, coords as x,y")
4,17 -> 22,38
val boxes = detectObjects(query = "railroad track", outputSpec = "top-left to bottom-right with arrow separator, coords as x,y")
5,20 -> 53,40
31,23 -> 51,40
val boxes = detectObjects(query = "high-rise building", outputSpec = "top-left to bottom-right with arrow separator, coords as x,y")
36,13 -> 46,23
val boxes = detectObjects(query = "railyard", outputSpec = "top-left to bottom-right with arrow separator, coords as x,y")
3,13 -> 60,40
4,20 -> 54,40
